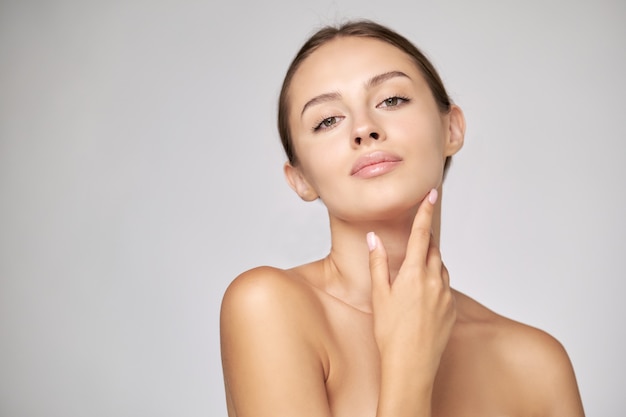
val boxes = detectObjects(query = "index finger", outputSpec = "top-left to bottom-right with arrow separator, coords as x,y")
403,188 -> 438,267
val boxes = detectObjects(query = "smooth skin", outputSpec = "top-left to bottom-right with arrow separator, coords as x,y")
220,37 -> 584,417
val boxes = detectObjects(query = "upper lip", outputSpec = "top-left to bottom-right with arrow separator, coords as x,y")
350,151 -> 402,175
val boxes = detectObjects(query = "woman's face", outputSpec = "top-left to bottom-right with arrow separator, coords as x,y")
285,36 -> 464,222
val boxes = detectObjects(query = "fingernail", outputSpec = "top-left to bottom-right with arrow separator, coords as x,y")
428,188 -> 438,205
366,232 -> 377,251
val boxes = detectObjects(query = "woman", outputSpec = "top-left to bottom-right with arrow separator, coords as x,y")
220,20 -> 584,417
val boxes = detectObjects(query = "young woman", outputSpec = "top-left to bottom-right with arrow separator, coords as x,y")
220,20 -> 585,417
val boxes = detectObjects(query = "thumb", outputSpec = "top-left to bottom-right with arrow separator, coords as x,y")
367,232 -> 390,298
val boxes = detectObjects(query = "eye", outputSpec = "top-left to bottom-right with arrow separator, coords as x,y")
378,96 -> 410,108
313,116 -> 342,132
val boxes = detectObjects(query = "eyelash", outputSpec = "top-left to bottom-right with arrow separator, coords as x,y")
378,95 -> 410,108
311,95 -> 411,132
312,115 -> 342,132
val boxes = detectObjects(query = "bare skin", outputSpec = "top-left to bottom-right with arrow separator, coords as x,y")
220,36 -> 584,417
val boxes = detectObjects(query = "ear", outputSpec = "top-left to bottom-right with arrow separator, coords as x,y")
443,105 -> 466,157
284,162 -> 319,202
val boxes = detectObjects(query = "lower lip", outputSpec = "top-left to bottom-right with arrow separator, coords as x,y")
352,161 -> 402,179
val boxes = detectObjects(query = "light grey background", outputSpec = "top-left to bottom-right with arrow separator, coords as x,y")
1,0 -> 624,416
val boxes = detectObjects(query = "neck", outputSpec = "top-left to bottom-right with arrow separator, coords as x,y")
321,187 -> 443,313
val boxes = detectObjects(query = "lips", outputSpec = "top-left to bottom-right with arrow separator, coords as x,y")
350,151 -> 402,178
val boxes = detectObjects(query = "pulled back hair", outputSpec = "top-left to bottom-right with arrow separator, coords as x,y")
278,20 -> 454,175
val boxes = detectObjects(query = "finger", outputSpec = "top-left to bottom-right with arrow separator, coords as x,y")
425,231 -> 443,270
367,232 -> 390,298
404,188 -> 438,267
441,263 -> 450,287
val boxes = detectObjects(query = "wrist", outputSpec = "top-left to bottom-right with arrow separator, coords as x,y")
377,370 -> 433,417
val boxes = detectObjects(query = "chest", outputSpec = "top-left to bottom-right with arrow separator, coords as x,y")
321,311 -> 523,417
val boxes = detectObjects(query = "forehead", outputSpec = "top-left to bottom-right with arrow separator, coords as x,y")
289,36 -> 422,109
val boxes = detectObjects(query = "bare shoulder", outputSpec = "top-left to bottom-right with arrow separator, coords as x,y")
220,265 -> 327,347
220,265 -> 332,417
222,266 -> 316,314
454,289 -> 568,358
452,290 -> 585,416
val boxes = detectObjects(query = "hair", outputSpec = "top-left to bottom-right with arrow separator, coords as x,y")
277,20 -> 454,176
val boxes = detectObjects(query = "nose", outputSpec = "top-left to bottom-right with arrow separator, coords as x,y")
354,131 -> 379,145
352,113 -> 385,146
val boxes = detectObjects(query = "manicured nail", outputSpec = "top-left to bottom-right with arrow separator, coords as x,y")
428,188 -> 438,205
366,232 -> 377,251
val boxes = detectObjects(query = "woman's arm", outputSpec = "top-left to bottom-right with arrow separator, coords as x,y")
220,267 -> 332,417
513,328 -> 585,417
544,340 -> 585,416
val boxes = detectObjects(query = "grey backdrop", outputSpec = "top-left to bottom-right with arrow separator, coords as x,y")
1,0 -> 624,416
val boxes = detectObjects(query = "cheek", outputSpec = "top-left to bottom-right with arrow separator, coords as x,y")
292,131 -> 350,186
396,114 -> 446,154
397,117 -> 447,181
296,146 -> 343,193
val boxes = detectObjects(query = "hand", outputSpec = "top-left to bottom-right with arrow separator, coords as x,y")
367,188 -> 456,381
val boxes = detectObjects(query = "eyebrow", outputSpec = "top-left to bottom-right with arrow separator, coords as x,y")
300,92 -> 341,117
300,70 -> 411,117
366,70 -> 410,89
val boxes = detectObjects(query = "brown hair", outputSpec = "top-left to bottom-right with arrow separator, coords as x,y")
278,20 -> 454,175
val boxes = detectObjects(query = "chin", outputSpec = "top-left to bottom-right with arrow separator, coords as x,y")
323,177 -> 439,223
328,196 -> 420,225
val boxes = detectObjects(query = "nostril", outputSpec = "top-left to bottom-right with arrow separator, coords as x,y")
370,132 -> 379,140
355,137 -> 362,145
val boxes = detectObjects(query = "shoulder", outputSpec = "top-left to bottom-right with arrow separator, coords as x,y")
453,289 -> 570,358
221,266 -> 295,308
221,265 -> 321,317
453,290 -> 584,416
455,290 -> 568,358
492,315 -> 584,416
221,265 -> 325,336
220,266 -> 333,416
220,265 -> 331,363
